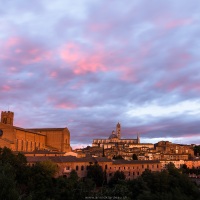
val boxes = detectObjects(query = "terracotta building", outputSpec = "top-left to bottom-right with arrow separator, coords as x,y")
26,156 -> 161,180
154,141 -> 194,160
0,111 -> 71,152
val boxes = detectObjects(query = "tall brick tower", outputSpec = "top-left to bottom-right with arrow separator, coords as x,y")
137,133 -> 140,144
1,111 -> 14,125
116,122 -> 121,139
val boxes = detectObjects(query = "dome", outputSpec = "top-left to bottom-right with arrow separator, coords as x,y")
108,133 -> 118,139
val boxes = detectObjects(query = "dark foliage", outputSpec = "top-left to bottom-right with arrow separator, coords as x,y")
132,154 -> 138,160
112,155 -> 123,160
0,147 -> 199,200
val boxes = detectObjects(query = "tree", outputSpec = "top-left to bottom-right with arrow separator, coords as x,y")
132,154 -> 138,160
109,170 -> 126,186
38,160 -> 58,177
87,162 -> 104,187
194,145 -> 200,156
27,161 -> 58,200
0,164 -> 19,199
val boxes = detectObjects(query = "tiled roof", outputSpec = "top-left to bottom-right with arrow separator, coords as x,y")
26,156 -> 51,162
27,156 -> 112,163
112,160 -> 160,165
95,157 -> 112,162
13,126 -> 46,136
27,128 -> 66,131
25,149 -> 65,154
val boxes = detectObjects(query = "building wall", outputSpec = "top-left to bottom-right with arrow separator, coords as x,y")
27,128 -> 71,152
0,122 -> 15,142
107,162 -> 161,180
0,111 -> 71,153
27,157 -> 161,181
160,160 -> 185,169
185,160 -> 200,169
15,129 -> 46,152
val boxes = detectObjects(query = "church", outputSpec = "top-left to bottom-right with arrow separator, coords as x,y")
0,111 -> 71,152
92,122 -> 141,149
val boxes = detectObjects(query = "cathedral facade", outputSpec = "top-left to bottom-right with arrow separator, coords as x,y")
0,111 -> 71,152
92,122 -> 140,149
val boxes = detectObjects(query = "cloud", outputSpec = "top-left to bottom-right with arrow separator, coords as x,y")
0,0 -> 200,147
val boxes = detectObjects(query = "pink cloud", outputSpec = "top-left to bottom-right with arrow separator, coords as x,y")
74,55 -> 107,74
1,85 -> 12,91
50,71 -> 58,78
60,43 -> 82,62
164,19 -> 193,30
60,42 -> 109,74
118,66 -> 138,82
56,103 -> 76,109
0,36 -> 52,67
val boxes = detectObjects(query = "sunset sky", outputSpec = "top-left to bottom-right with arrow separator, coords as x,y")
0,0 -> 200,148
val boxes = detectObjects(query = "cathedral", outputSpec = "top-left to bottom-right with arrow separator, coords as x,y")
0,111 -> 71,152
92,122 -> 140,149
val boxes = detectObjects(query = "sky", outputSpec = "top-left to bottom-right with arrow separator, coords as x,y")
0,0 -> 200,148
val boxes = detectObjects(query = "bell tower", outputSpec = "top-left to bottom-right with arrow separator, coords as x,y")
116,122 -> 121,139
137,133 -> 140,144
1,111 -> 14,125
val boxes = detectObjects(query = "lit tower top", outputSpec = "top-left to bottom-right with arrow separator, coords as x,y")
116,122 -> 121,139
1,111 -> 14,126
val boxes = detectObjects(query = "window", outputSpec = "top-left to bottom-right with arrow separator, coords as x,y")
137,172 -> 139,175
3,118 -> 7,124
30,141 -> 32,151
133,172 -> 135,176
81,166 -> 84,171
105,165 -> 108,170
26,141 -> 28,151
142,165 -> 144,169
128,172 -> 130,176
76,166 -> 79,171
66,166 -> 70,170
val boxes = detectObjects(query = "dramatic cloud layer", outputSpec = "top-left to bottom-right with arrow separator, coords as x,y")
1,0 -> 200,148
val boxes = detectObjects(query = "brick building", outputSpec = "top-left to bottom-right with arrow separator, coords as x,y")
0,111 -> 71,152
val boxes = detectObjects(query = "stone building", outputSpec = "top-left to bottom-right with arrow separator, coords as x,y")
92,123 -> 140,148
90,123 -> 154,160
0,111 -> 71,152
26,156 -> 161,180
154,141 -> 194,160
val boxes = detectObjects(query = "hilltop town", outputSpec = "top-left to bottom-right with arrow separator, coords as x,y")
0,111 -> 200,180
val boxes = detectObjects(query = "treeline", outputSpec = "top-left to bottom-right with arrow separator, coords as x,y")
0,147 -> 200,200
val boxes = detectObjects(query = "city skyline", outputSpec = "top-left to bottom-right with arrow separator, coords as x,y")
0,0 -> 200,148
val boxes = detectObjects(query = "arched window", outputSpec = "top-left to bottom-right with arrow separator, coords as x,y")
81,166 -> 84,171
105,165 -> 107,170
76,166 -> 79,171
